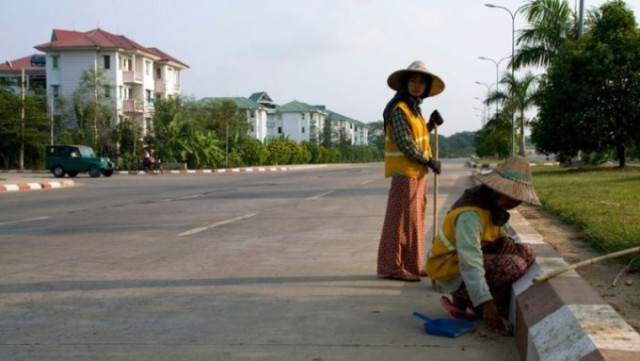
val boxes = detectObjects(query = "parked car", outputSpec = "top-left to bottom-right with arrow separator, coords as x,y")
45,145 -> 115,178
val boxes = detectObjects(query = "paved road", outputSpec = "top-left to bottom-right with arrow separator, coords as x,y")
0,161 -> 518,360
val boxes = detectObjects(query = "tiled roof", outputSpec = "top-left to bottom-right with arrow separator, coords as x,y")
248,91 -> 272,103
325,110 -> 363,125
35,28 -> 188,68
146,47 -> 189,68
277,100 -> 326,113
0,54 -> 47,75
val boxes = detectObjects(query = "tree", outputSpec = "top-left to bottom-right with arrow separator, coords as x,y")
486,72 -> 538,156
532,0 -> 640,167
367,120 -> 384,152
0,84 -> 49,169
151,97 -> 193,163
195,99 -> 250,167
475,113 -> 511,158
70,68 -> 115,154
514,0 -> 576,69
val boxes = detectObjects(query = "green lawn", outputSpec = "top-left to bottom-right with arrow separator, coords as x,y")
532,165 -> 640,270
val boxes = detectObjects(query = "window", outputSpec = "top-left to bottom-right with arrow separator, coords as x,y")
145,61 -> 151,76
250,110 -> 255,118
146,90 -> 152,102
52,56 -> 59,69
301,126 -> 305,134
277,127 -> 282,134
104,86 -> 111,98
119,86 -> 124,99
104,55 -> 110,69
301,113 -> 305,120
156,68 -> 161,79
52,85 -> 59,98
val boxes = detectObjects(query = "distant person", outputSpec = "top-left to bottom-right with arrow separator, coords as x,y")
426,156 -> 541,334
142,144 -> 156,173
377,60 -> 445,282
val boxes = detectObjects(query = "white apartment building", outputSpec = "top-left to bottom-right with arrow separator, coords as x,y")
274,100 -> 327,143
324,110 -> 369,146
34,28 -> 188,135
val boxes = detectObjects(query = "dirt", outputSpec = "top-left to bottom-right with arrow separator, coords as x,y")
518,204 -> 640,333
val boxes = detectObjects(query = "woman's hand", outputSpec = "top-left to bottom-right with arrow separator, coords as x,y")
497,237 -> 517,254
481,300 -> 513,335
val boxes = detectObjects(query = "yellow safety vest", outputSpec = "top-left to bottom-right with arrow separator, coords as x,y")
425,206 -> 506,281
384,102 -> 432,178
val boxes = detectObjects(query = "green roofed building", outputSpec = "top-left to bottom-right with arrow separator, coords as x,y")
275,100 -> 327,143
200,92 -> 368,145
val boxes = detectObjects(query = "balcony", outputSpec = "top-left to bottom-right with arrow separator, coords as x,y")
123,71 -> 143,84
123,99 -> 144,113
154,79 -> 166,93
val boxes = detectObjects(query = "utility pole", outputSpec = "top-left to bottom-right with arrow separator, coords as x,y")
578,0 -> 584,37
50,97 -> 54,145
20,67 -> 25,170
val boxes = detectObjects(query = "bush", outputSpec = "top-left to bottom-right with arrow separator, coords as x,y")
237,137 -> 269,166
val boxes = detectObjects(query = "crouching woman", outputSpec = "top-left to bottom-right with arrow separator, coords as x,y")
426,156 -> 541,334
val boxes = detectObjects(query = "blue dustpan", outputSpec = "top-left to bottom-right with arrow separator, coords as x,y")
412,311 -> 475,338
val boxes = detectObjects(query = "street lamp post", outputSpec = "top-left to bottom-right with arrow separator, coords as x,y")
485,3 -> 526,156
474,97 -> 490,125
475,81 -> 497,120
478,55 -> 510,118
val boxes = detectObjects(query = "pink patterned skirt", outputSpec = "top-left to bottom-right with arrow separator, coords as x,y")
377,175 -> 427,279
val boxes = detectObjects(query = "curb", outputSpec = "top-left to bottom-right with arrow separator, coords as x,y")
509,210 -> 640,360
0,180 -> 75,193
115,164 -> 329,175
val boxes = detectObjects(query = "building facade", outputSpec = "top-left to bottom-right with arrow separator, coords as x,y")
274,100 -> 326,143
34,28 -> 188,135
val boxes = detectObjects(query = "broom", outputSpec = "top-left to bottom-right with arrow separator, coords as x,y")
424,121 -> 439,276
533,245 -> 640,283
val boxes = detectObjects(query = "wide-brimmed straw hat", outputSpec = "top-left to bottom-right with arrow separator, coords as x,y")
387,60 -> 445,98
473,156 -> 541,206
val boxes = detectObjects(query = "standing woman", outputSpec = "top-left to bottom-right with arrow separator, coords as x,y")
377,60 -> 445,282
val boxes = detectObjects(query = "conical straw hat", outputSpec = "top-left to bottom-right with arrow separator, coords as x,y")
473,156 -> 541,206
387,60 -> 445,98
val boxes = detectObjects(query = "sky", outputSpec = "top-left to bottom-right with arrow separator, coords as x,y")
3,0 -> 639,136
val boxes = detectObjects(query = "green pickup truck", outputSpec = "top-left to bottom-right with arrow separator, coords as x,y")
45,145 -> 115,178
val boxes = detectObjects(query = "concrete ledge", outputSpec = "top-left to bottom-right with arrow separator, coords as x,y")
0,180 -> 74,193
509,210 -> 640,361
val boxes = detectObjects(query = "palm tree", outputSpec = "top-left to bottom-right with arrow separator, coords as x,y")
485,72 -> 538,157
513,0 -> 575,69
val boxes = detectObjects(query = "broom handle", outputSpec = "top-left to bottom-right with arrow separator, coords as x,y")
433,123 -> 438,241
533,245 -> 640,283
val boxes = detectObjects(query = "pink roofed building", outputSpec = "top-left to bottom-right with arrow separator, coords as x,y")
32,28 -> 188,135
0,54 -> 47,95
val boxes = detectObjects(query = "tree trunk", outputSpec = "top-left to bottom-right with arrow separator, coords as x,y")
617,145 -> 626,168
518,111 -> 526,157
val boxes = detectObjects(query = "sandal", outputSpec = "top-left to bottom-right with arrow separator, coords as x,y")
378,272 -> 421,282
440,296 -> 478,320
